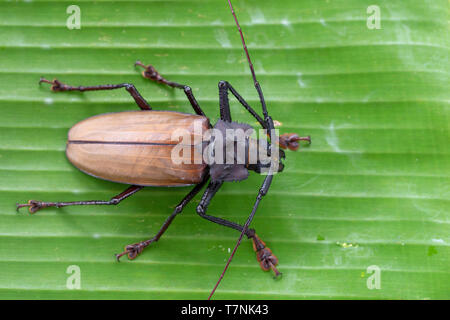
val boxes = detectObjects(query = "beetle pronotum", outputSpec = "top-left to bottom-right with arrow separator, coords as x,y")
16,0 -> 310,299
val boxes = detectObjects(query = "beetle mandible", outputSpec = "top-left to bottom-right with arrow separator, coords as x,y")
16,0 -> 311,298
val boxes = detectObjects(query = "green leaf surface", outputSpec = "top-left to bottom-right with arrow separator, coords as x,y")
0,0 -> 448,299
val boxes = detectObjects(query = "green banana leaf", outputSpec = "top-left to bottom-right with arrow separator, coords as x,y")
0,0 -> 448,299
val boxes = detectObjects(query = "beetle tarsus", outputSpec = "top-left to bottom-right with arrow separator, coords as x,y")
16,200 -> 43,214
251,234 -> 280,277
135,61 -> 163,82
39,77 -> 66,91
279,133 -> 311,151
115,241 -> 152,261
135,60 -> 184,89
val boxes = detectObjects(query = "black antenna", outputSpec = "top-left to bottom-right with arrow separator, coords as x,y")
227,0 -> 269,120
208,0 -> 276,300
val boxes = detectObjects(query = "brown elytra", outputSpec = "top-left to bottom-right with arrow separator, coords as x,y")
66,110 -> 209,186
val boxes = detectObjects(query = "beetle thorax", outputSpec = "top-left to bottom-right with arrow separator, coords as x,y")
204,120 -> 271,182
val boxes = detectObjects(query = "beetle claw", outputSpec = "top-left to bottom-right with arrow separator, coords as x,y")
115,242 -> 147,262
16,200 -> 43,214
134,61 -> 164,83
115,252 -> 125,262
279,133 -> 311,151
257,248 -> 281,277
39,77 -> 65,91
251,234 -> 281,277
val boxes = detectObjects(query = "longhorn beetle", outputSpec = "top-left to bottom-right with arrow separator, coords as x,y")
17,0 -> 311,299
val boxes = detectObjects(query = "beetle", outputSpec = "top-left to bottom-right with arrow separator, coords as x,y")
16,0 -> 310,298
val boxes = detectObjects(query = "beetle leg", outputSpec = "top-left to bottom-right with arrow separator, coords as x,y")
197,181 -> 255,235
196,181 -> 279,276
115,175 -> 210,262
218,80 -> 266,128
208,173 -> 276,298
135,61 -> 184,89
39,77 -> 151,110
196,181 -> 255,236
135,61 -> 206,117
16,185 -> 142,214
